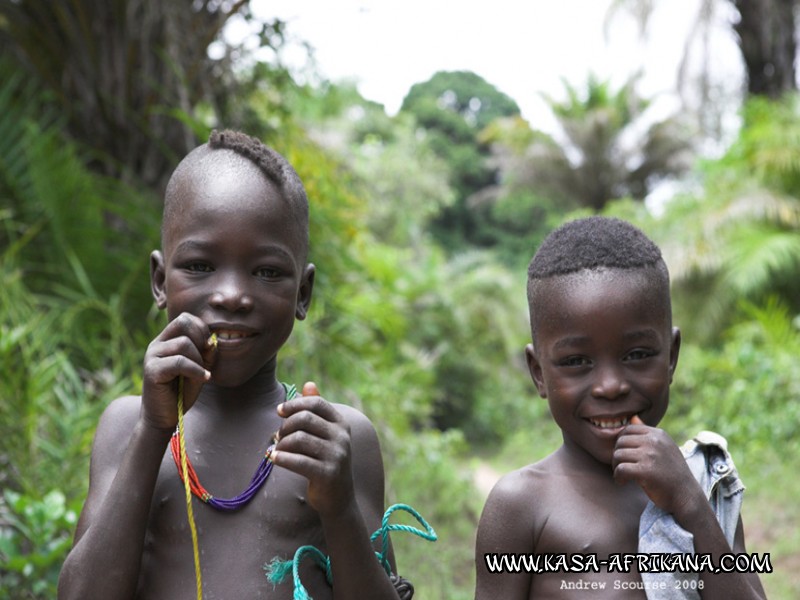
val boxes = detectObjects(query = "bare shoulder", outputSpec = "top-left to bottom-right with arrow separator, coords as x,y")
332,402 -> 381,450
475,458 -> 560,600
92,395 -> 142,460
478,453 -> 565,548
72,396 -> 143,540
487,453 -> 563,509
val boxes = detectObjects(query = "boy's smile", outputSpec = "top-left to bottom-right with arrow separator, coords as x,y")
151,150 -> 314,389
527,268 -> 680,466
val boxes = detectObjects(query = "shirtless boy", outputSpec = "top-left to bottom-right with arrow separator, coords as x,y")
59,130 -> 402,599
474,217 -> 766,599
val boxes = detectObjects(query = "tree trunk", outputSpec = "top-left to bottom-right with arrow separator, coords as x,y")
732,0 -> 797,98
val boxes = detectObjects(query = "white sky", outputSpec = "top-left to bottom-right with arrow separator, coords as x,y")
246,0 -> 743,133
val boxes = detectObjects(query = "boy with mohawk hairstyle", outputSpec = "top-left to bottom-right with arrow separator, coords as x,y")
474,217 -> 766,599
59,130 -> 411,599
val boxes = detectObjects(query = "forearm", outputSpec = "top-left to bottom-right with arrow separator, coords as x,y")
674,501 -> 765,600
58,420 -> 171,600
322,502 -> 400,600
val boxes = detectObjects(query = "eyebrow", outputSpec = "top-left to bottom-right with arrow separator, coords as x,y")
622,329 -> 662,343
552,336 -> 590,351
172,240 -> 296,262
551,329 -> 662,351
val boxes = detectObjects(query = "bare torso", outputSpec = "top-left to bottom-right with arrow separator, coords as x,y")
106,392 -> 364,600
139,447 -> 330,599
477,445 -> 652,599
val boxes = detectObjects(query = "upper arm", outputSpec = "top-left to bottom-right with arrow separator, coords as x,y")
732,515 -> 768,599
73,396 -> 141,543
337,405 -> 386,524
475,471 -> 536,600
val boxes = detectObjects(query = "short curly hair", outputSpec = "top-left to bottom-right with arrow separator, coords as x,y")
527,216 -> 671,340
162,129 -> 309,256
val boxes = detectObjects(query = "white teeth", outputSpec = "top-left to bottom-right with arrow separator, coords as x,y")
215,331 -> 247,340
589,416 -> 630,429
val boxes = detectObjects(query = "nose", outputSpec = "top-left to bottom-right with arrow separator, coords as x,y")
591,362 -> 631,399
208,272 -> 253,313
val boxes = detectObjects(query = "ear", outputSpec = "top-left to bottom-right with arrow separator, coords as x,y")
525,343 -> 547,398
668,326 -> 681,383
295,263 -> 315,321
150,250 -> 167,310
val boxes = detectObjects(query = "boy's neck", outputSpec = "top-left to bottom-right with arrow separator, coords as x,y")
197,360 -> 287,413
557,440 -> 615,477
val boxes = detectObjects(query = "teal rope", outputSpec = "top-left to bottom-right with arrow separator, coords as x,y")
370,503 -> 437,575
265,503 -> 437,600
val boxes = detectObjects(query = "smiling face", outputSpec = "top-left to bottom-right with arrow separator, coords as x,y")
151,147 -> 313,387
527,267 -> 680,466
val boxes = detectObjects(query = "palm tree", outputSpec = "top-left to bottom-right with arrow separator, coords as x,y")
483,74 -> 694,211
636,94 -> 800,340
0,0 -> 259,189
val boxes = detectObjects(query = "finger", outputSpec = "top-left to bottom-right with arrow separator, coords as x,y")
274,430 -> 330,461
614,430 -> 647,449
158,313 -> 213,359
159,312 -> 207,340
631,414 -> 645,426
146,354 -> 211,385
278,396 -> 343,424
302,381 -> 320,397
271,449 -> 348,485
149,335 -> 205,366
612,447 -> 642,471
278,407 -> 342,442
613,461 -> 641,486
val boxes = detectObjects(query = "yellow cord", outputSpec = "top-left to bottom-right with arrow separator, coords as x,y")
178,376 -> 203,600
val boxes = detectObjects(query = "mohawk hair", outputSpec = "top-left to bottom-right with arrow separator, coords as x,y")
163,129 -> 309,254
208,129 -> 308,228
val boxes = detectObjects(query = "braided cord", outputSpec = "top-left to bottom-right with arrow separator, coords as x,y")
177,376 -> 203,600
265,503 -> 437,600
370,503 -> 437,575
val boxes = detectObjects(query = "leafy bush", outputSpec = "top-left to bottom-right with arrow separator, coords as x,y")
669,299 -> 800,457
0,490 -> 81,599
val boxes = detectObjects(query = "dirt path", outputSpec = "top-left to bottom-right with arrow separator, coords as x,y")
472,461 -> 502,498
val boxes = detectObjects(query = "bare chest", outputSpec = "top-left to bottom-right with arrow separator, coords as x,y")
529,477 -> 649,599
138,448 -> 329,599
535,476 -> 647,554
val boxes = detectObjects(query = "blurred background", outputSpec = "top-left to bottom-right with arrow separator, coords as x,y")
0,1 -> 798,597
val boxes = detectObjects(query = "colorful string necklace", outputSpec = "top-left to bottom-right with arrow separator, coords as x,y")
171,381 -> 296,511
174,338 -> 295,600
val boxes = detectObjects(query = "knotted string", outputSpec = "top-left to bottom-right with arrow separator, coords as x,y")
265,503 -> 437,600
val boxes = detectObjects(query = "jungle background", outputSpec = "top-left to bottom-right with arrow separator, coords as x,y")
1,0 -> 799,598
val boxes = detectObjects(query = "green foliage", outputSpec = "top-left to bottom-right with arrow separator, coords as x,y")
670,299 -> 800,456
399,70 -> 522,251
0,0 -> 273,187
385,429 -> 479,600
637,94 -> 800,340
0,490 -> 81,599
401,70 -> 521,131
497,73 -> 693,211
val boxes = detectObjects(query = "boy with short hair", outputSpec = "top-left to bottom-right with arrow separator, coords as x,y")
59,130 -> 404,599
474,217 -> 766,599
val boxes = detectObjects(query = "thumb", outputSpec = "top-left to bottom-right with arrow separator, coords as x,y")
302,381 -> 320,397
630,414 -> 644,426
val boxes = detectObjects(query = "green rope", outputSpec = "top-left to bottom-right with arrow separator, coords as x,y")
265,503 -> 437,600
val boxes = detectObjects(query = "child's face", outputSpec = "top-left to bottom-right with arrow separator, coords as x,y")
526,268 -> 680,466
152,154 -> 313,387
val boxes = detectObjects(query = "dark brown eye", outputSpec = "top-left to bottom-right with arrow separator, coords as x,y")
561,356 -> 590,367
186,263 -> 213,273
